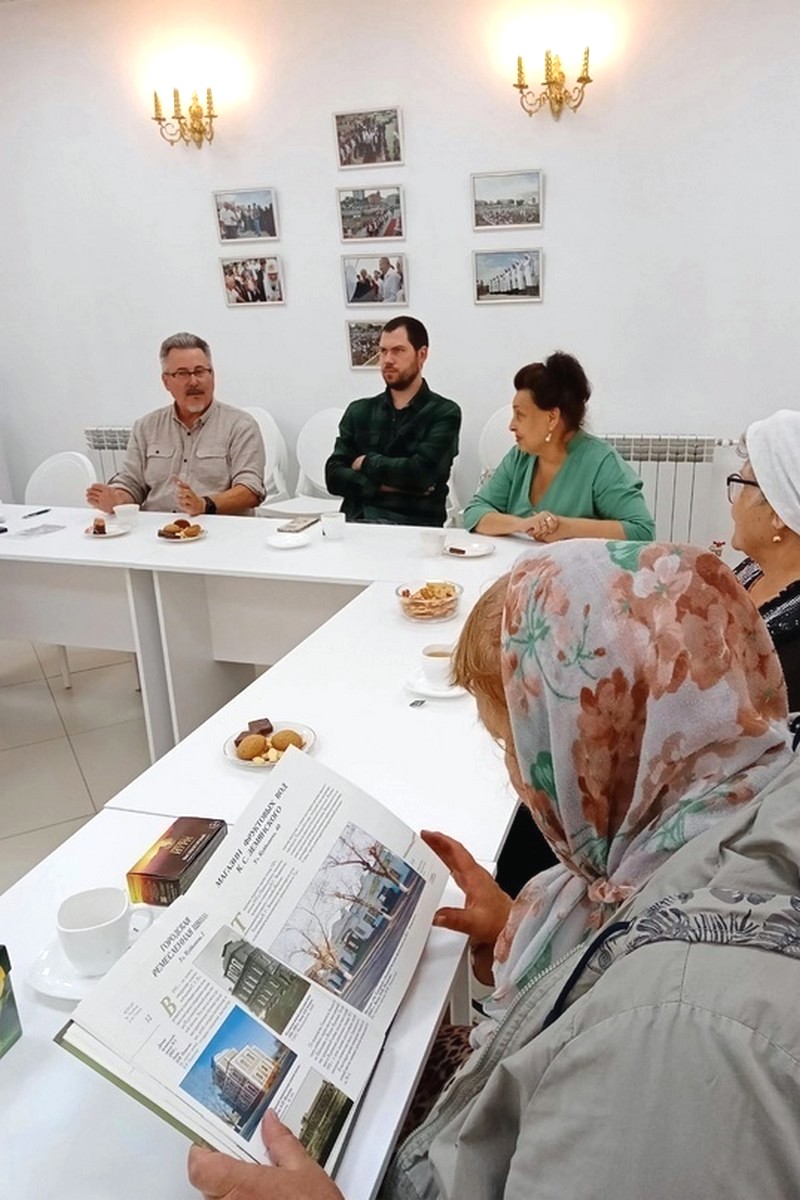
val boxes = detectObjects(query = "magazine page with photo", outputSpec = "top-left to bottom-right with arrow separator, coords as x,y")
57,750 -> 448,1173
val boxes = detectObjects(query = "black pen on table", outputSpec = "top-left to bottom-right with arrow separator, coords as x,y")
22,508 -> 51,519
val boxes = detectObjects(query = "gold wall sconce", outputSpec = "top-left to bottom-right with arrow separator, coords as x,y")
152,88 -> 217,147
514,49 -> 592,119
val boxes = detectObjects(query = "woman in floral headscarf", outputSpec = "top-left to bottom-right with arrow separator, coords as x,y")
465,540 -> 791,1002
187,542 -> 800,1200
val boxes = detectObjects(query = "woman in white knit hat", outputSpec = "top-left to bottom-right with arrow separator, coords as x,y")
729,408 -> 800,710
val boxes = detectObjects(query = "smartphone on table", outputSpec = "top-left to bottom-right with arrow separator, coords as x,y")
277,516 -> 321,533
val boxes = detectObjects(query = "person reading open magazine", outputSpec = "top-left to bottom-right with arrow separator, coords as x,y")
58,749 -> 448,1172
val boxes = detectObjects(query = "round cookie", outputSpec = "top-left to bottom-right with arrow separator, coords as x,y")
271,729 -> 304,752
236,733 -> 268,761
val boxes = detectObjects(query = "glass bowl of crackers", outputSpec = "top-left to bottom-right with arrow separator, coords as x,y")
395,580 -> 463,623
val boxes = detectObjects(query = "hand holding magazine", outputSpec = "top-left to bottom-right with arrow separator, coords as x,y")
58,749 -> 448,1172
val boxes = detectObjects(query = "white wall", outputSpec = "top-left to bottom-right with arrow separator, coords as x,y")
1,0 -> 799,512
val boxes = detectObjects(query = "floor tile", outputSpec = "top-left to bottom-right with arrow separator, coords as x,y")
34,643 -> 134,678
0,738 -> 93,839
0,816 -> 91,896
70,718 -> 150,810
0,640 -> 44,688
0,680 -> 65,750
49,662 -> 144,735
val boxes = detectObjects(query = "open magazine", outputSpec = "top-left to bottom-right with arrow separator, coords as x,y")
57,749 -> 448,1172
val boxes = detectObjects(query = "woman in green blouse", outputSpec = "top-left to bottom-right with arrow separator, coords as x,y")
463,352 -> 655,542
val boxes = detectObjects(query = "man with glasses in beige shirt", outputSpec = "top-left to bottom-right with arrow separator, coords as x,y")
86,332 -> 266,517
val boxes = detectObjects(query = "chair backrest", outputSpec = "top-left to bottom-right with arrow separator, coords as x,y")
445,456 -> 462,527
478,407 -> 514,476
241,406 -> 290,501
295,408 -> 344,497
24,451 -> 97,505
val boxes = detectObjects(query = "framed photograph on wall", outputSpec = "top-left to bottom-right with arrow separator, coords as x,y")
347,321 -> 384,369
337,186 -> 405,241
333,108 -> 404,168
473,250 -> 542,303
342,254 -> 407,305
471,171 -> 542,230
213,188 -> 279,241
221,256 -> 285,306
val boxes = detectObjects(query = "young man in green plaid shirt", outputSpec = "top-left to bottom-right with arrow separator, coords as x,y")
325,317 -> 461,526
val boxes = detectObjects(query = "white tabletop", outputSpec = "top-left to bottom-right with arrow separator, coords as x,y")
106,580 -> 518,863
0,805 -> 474,1200
0,504 -> 522,585
0,810 -> 200,1198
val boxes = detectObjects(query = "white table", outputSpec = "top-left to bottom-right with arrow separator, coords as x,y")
0,511 -> 525,1198
106,581 -> 518,865
0,807 -> 479,1200
0,505 -> 521,750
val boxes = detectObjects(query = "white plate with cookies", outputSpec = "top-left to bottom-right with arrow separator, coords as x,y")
223,721 -> 316,769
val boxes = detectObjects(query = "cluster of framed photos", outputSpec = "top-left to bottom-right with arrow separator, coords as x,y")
215,187 -> 284,306
471,169 -> 543,307
210,105 -> 543,369
333,108 -> 407,369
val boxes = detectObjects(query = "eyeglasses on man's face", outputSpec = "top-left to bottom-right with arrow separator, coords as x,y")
726,473 -> 761,504
163,366 -> 213,381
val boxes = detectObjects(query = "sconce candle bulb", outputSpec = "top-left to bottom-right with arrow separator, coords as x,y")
513,44 -> 593,119
152,86 -> 218,147
580,47 -> 591,82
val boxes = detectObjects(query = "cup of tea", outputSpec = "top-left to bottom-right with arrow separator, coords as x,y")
113,504 -> 140,528
321,512 -> 345,540
419,530 -> 446,557
56,886 -> 152,977
420,643 -> 455,689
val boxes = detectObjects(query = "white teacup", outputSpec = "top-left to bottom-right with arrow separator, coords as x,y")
321,512 -> 345,540
419,530 -> 446,557
421,643 -> 455,689
56,886 -> 152,977
113,503 -> 140,528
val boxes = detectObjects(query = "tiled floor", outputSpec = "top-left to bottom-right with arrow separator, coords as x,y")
0,641 -> 150,895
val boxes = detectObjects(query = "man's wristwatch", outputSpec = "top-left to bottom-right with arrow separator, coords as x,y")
203,496 -> 217,515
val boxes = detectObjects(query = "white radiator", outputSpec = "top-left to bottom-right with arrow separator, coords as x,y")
601,435 -> 736,545
84,426 -> 131,481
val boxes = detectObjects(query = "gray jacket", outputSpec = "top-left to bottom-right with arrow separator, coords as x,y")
383,756 -> 800,1200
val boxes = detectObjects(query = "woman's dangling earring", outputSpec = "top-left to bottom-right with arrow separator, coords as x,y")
545,431 -> 552,443
772,533 -> 783,543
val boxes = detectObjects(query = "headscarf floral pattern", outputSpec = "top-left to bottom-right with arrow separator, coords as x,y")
491,540 -> 793,1001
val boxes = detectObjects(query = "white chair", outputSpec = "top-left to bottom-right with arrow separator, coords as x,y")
25,450 -> 96,507
296,408 -> 345,499
260,408 -> 344,519
24,451 -> 97,688
445,457 -> 462,528
477,407 -> 514,483
241,406 -> 290,504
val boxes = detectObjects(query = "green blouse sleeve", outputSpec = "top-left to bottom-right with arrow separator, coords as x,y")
592,450 -> 655,541
462,448 -> 523,531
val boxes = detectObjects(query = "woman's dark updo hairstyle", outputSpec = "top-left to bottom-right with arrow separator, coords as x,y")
513,351 -> 591,432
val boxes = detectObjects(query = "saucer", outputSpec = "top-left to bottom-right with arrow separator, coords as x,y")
156,528 -> 206,542
28,940 -> 97,1001
84,523 -> 130,539
267,531 -> 312,549
405,669 -> 466,700
223,721 -> 317,768
443,540 -> 495,558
